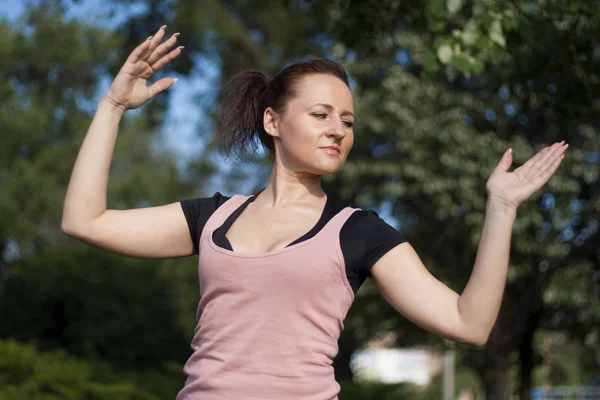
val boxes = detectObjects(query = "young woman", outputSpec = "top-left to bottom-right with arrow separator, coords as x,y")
62,25 -> 568,400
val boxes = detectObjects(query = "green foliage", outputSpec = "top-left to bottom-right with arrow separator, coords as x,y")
305,0 -> 600,397
0,0 -> 200,376
0,245 -> 191,369
0,11 -> 117,258
0,3 -> 198,264
338,380 -> 418,400
1,2 -> 206,398
0,339 -> 159,400
418,369 -> 484,400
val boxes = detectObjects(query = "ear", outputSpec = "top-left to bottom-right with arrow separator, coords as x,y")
263,107 -> 280,138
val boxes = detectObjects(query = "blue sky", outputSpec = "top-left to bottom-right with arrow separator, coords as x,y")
0,0 -> 22,20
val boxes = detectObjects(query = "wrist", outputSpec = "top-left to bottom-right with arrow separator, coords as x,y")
486,197 -> 518,217
98,96 -> 126,118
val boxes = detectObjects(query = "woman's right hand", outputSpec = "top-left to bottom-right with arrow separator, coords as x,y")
103,25 -> 183,113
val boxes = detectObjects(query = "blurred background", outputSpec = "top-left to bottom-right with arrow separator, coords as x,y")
1,0 -> 599,399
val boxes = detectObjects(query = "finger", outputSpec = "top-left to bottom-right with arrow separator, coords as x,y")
148,32 -> 180,65
516,142 -> 565,184
523,141 -> 565,170
151,46 -> 185,71
522,143 -> 555,167
531,142 -> 568,174
126,25 -> 168,64
530,152 -> 565,188
126,37 -> 154,64
494,148 -> 513,173
147,25 -> 168,54
148,77 -> 178,98
538,141 -> 567,163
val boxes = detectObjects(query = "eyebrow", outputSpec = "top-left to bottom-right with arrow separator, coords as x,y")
310,103 -> 355,118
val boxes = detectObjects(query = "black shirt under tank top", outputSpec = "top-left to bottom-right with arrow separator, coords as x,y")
180,191 -> 406,293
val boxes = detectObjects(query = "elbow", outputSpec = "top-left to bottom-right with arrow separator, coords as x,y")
470,335 -> 489,347
455,335 -> 488,347
62,210 -> 104,241
61,205 -> 77,236
61,216 -> 87,239
61,219 -> 78,237
464,330 -> 490,347
455,311 -> 492,346
454,326 -> 490,347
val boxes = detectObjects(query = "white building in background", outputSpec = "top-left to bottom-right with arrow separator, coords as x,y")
350,348 -> 442,385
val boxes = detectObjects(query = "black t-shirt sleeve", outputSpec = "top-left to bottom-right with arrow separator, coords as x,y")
362,211 -> 407,271
341,210 -> 407,293
180,192 -> 231,254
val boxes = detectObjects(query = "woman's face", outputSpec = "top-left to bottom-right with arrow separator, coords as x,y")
266,73 -> 355,176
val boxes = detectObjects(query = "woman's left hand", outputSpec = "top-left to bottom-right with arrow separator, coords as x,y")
485,141 -> 569,213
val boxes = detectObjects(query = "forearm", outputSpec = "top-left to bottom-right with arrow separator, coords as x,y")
62,97 -> 125,233
457,201 -> 516,343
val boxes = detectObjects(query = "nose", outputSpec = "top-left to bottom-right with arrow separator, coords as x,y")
326,117 -> 346,140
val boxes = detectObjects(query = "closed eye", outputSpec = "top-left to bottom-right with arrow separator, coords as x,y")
312,112 -> 354,128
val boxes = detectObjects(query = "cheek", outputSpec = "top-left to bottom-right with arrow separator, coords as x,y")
279,125 -> 317,160
344,132 -> 355,152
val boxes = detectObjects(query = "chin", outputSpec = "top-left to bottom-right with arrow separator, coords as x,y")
290,153 -> 346,175
311,162 -> 344,176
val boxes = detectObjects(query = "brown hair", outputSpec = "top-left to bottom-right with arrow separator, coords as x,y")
217,56 -> 350,162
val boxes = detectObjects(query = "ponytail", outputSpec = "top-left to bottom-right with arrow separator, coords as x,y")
217,70 -> 272,162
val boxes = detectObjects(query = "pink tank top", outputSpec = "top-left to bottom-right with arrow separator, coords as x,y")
176,194 -> 359,400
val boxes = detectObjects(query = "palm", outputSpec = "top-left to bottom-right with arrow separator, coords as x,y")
486,142 -> 568,210
112,63 -> 154,109
105,26 -> 183,111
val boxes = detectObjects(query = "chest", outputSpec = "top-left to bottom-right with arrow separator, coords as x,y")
224,202 -> 325,254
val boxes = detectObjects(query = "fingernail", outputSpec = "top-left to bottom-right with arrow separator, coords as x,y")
147,35 -> 153,40
173,78 -> 178,84
177,46 -> 185,50
160,25 -> 167,30
508,148 -> 512,153
173,32 -> 180,37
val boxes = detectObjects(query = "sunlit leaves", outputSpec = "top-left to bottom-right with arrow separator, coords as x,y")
0,339 -> 160,400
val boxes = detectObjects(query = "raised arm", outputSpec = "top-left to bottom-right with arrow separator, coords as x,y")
370,142 -> 568,345
61,26 -> 192,259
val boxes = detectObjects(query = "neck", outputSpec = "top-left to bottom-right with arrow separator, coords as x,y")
258,161 -> 325,207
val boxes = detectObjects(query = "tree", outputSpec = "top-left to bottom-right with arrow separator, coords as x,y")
1,3 -> 204,394
0,245 -> 191,369
307,1 -> 600,399
0,2 -> 198,286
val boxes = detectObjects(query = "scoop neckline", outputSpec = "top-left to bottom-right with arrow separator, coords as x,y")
208,193 -> 332,258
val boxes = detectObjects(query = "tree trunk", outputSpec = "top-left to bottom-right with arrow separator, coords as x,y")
484,349 -> 511,400
519,306 -> 543,400
333,345 -> 354,383
518,337 -> 534,400
0,240 -> 6,298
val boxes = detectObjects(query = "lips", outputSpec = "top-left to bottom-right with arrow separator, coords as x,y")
320,146 -> 341,155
